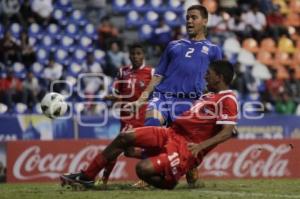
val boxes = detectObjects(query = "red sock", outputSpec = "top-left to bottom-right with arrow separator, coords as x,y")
83,153 -> 108,180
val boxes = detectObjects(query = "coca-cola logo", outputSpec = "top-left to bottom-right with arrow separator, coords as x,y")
13,145 -> 128,180
199,144 -> 291,178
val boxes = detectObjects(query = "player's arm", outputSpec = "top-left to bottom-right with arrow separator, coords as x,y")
125,41 -> 172,111
188,124 -> 235,157
104,68 -> 123,102
124,75 -> 163,111
138,75 -> 163,102
103,94 -> 120,101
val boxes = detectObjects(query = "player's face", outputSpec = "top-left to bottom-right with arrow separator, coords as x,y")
130,48 -> 144,68
186,9 -> 207,38
206,68 -> 220,91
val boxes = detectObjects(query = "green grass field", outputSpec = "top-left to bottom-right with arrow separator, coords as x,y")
1,180 -> 300,199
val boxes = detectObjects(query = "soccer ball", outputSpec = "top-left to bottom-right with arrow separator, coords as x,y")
40,92 -> 68,119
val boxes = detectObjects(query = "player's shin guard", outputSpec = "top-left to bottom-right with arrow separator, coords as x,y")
144,117 -> 161,126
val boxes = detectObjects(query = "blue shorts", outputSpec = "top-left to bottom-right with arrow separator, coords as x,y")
146,92 -> 197,125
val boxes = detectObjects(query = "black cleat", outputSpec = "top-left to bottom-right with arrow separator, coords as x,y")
60,172 -> 94,189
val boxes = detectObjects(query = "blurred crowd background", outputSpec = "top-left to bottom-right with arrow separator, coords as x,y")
0,0 -> 300,115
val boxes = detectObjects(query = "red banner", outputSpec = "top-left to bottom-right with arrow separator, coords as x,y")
198,139 -> 300,179
6,139 -> 300,183
6,140 -> 139,183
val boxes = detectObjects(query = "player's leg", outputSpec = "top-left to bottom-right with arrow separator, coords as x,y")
101,123 -> 133,186
132,95 -> 169,187
100,126 -> 168,188
60,131 -> 137,187
60,127 -> 168,187
124,147 -> 143,158
172,97 -> 199,187
144,95 -> 168,126
99,159 -> 117,187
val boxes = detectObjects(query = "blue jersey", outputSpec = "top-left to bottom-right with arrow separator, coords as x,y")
154,39 -> 222,96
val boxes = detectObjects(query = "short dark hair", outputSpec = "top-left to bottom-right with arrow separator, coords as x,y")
210,60 -> 235,85
128,43 -> 144,52
187,5 -> 208,19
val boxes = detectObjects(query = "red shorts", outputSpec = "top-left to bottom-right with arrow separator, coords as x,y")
134,126 -> 197,183
120,105 -> 147,133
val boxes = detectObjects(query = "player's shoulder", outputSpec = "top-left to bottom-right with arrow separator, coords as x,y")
216,90 -> 238,104
119,65 -> 132,77
142,65 -> 153,70
202,40 -> 219,47
138,65 -> 153,73
169,39 -> 191,46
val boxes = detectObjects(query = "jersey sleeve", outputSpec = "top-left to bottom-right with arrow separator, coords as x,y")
216,96 -> 238,125
154,41 -> 173,77
210,45 -> 222,61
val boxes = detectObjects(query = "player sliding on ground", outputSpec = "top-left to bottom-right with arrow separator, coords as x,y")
60,60 -> 238,189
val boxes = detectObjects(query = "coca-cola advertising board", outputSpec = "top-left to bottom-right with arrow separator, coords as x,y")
6,139 -> 300,183
6,140 -> 139,183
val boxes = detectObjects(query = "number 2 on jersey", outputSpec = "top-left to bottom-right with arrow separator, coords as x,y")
185,48 -> 195,58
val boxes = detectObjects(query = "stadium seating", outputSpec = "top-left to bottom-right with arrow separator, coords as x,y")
139,24 -> 153,41
55,0 -> 73,13
126,11 -> 144,27
0,103 -> 8,114
36,47 -> 49,64
55,48 -> 69,65
10,23 -> 22,39
1,0 -> 300,116
52,9 -> 68,26
12,62 -> 26,78
14,103 -> 28,114
145,11 -> 159,26
0,23 -> 4,39
112,0 -> 131,13
131,0 -> 149,13
164,11 -> 182,27
149,0 -> 166,13
31,62 -> 44,77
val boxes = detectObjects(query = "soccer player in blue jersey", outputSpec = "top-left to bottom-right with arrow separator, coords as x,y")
126,5 -> 222,187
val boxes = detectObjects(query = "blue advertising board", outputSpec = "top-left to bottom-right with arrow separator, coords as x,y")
1,114 -> 300,140
0,114 -> 74,140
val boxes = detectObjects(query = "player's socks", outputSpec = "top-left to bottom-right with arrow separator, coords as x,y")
83,153 -> 108,180
102,160 -> 117,183
144,117 -> 161,126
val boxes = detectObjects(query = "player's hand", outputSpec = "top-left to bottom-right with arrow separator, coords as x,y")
103,95 -> 119,101
188,143 -> 205,158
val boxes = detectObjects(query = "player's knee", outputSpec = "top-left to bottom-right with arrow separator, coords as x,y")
136,160 -> 153,179
144,117 -> 162,126
116,133 -> 134,147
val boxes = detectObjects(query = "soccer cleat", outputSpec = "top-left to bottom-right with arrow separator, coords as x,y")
186,167 -> 199,188
60,172 -> 94,189
131,180 -> 149,189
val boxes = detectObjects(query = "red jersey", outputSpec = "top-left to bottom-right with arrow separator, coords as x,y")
171,90 -> 238,143
113,65 -> 153,130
